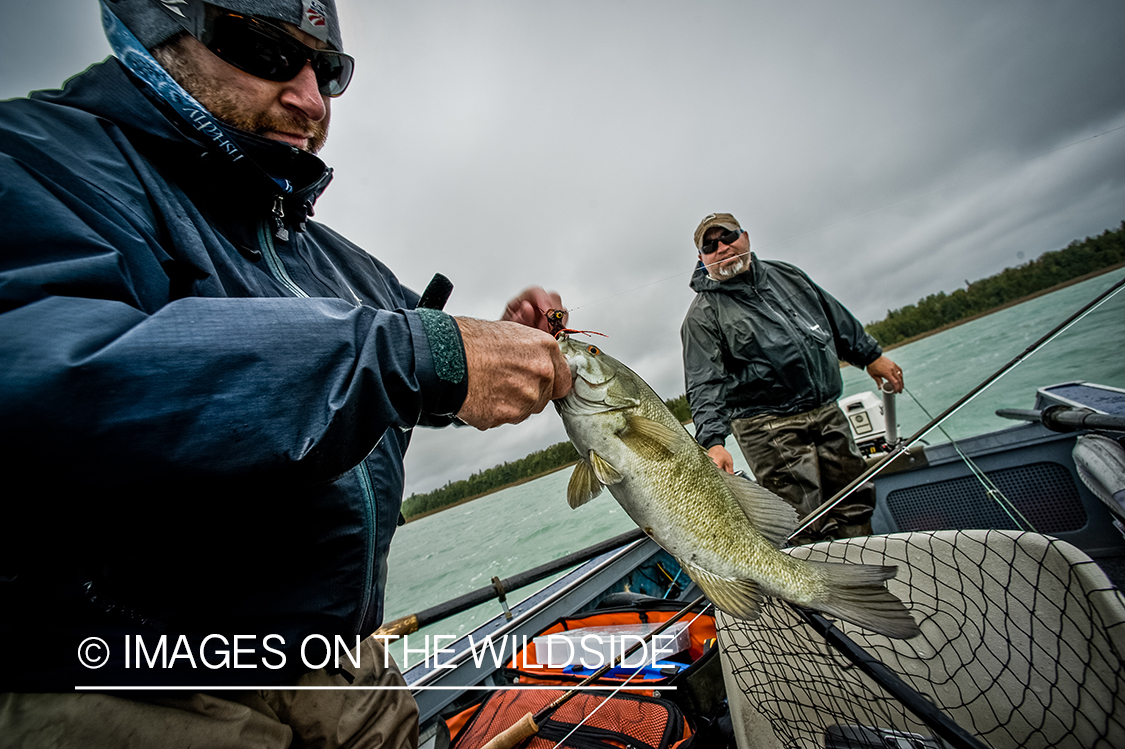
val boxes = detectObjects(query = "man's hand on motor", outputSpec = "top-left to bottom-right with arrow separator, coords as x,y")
866,355 -> 904,394
455,316 -> 572,430
707,444 -> 735,474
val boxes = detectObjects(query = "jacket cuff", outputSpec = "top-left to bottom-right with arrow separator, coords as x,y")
859,342 -> 883,368
699,435 -> 726,450
408,309 -> 469,417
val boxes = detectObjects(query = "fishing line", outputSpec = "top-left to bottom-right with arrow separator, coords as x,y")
903,386 -> 1036,533
662,567 -> 686,599
566,122 -> 1125,316
465,596 -> 706,748
545,657 -> 644,749
902,277 -> 1124,441
791,273 -> 1125,537
548,604 -> 714,749
567,250 -> 753,315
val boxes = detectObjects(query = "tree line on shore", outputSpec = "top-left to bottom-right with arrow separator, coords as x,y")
400,394 -> 690,520
401,220 -> 1124,520
864,221 -> 1124,346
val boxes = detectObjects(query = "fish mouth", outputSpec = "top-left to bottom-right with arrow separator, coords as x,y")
566,354 -> 614,390
557,353 -> 614,412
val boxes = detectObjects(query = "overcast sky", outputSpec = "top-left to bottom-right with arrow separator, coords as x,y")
3,1 -> 1124,497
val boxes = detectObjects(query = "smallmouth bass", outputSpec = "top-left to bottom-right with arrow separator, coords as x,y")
554,336 -> 920,639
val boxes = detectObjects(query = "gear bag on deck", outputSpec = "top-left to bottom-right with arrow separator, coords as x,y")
448,688 -> 694,749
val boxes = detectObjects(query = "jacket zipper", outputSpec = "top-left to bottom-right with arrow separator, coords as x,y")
751,279 -> 826,406
258,200 -> 306,297
256,209 -> 379,637
350,459 -> 378,635
272,195 -> 290,242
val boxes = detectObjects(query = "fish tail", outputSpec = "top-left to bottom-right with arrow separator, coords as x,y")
807,562 -> 921,640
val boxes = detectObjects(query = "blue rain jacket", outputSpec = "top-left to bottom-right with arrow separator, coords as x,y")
681,255 -> 882,450
0,59 -> 467,689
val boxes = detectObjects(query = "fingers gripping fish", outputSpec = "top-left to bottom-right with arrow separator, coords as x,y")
554,335 -> 920,640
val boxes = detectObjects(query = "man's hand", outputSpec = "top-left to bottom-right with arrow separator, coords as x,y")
866,355 -> 904,393
707,444 -> 735,474
501,287 -> 566,333
455,317 -> 573,429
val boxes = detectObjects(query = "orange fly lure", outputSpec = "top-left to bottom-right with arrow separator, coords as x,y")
545,308 -> 607,340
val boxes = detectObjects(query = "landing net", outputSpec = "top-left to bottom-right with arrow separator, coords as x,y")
716,530 -> 1125,749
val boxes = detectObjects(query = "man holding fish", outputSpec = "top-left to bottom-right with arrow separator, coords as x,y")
0,0 -> 569,745
682,212 -> 905,544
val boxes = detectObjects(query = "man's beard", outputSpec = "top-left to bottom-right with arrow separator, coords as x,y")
154,44 -> 329,154
210,96 -> 328,154
707,254 -> 749,280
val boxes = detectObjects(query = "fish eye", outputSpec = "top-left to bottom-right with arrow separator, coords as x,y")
587,345 -> 601,355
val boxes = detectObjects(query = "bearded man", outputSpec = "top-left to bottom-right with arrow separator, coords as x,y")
681,212 -> 904,545
0,1 -> 571,745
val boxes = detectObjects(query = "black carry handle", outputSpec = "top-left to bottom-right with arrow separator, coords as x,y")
417,273 -> 454,311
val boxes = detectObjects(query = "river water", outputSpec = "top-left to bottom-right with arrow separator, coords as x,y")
383,272 -> 1125,666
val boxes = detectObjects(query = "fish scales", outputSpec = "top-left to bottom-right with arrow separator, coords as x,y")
554,336 -> 920,639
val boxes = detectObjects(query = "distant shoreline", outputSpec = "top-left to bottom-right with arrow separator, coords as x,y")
874,261 -> 1125,354
406,262 -> 1125,521
403,463 -> 577,523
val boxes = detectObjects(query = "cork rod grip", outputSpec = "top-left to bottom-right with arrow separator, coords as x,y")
479,713 -> 539,749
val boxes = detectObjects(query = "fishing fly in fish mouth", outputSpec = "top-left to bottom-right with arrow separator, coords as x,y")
553,334 -> 921,640
545,307 -> 608,342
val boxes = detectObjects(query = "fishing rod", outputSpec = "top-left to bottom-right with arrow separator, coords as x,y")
791,272 -> 1125,539
480,594 -> 708,749
375,528 -> 646,637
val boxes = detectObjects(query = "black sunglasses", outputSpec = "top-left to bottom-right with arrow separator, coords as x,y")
700,229 -> 743,255
200,13 -> 355,97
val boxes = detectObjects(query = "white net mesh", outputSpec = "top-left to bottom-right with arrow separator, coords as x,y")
717,530 -> 1125,749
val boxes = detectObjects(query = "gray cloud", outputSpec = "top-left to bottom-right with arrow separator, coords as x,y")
4,0 -> 1124,497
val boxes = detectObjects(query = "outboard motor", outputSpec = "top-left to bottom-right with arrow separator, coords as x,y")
838,388 -> 897,456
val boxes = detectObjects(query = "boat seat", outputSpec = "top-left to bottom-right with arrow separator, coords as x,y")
715,530 -> 1125,749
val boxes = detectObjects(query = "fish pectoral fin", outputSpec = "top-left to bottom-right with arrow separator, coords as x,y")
589,450 -> 624,486
720,472 -> 799,548
681,561 -> 764,620
620,414 -> 680,460
567,459 -> 603,508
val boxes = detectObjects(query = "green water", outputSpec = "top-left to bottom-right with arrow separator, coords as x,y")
382,272 -> 1125,664
839,272 -> 1125,443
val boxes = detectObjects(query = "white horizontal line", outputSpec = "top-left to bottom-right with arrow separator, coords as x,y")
75,685 -> 677,691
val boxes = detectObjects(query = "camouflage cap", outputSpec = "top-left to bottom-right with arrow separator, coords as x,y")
105,0 -> 344,52
693,213 -> 743,250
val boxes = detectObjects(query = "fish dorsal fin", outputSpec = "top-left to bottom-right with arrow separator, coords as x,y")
680,560 -> 763,620
567,459 -> 603,509
589,450 -> 624,486
620,414 -> 680,460
720,472 -> 798,548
